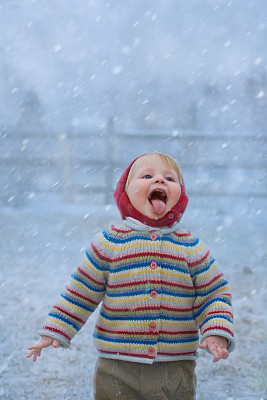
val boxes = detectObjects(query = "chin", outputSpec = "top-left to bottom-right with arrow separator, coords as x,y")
149,212 -> 167,220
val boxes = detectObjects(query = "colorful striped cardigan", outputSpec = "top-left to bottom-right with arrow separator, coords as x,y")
39,219 -> 235,364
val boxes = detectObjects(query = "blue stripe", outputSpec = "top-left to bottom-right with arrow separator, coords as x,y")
160,314 -> 195,321
189,258 -> 214,278
48,312 -> 80,331
194,297 -> 231,318
105,289 -> 148,297
204,314 -> 232,324
158,337 -> 198,344
85,250 -> 109,272
94,332 -> 157,345
103,231 -> 150,244
61,293 -> 95,312
100,312 -> 159,321
103,230 -> 199,247
71,273 -> 104,293
161,289 -> 195,298
110,262 -> 189,275
196,281 -> 229,298
105,289 -> 195,298
111,260 -> 153,273
100,310 -> 194,322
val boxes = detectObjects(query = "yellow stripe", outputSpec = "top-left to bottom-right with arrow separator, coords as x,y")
98,315 -> 194,328
47,317 -> 76,335
160,341 -> 197,350
112,268 -> 191,282
97,234 -> 207,263
83,257 -> 104,279
95,338 -> 195,351
104,294 -> 193,306
69,281 -> 103,300
60,298 -> 91,318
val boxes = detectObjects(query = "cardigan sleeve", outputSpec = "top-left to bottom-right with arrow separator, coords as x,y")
187,235 -> 235,352
38,232 -> 110,347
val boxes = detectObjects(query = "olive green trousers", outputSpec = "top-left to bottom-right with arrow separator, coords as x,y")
94,357 -> 196,400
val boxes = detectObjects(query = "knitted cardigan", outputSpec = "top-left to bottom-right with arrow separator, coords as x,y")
39,219 -> 235,364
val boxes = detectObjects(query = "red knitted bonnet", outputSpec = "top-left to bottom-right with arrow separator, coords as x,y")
113,154 -> 188,227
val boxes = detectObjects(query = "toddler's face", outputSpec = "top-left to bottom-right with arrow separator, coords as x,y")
126,155 -> 181,220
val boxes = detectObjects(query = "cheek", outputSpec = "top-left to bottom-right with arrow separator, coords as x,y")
127,186 -> 140,201
170,186 -> 181,204
127,184 -> 143,207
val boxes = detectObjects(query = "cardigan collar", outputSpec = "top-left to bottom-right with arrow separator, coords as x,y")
124,217 -> 181,235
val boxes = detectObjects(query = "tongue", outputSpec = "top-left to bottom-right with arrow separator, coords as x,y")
151,199 -> 167,215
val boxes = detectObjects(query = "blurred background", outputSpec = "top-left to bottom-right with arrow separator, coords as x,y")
0,1 -> 266,399
1,0 -> 267,209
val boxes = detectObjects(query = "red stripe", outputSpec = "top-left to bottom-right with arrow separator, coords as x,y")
174,231 -> 192,238
54,305 -> 85,324
102,304 -> 194,313
96,325 -> 198,336
42,326 -> 71,341
66,287 -> 99,306
196,273 -> 224,289
189,250 -> 210,267
106,279 -> 192,290
202,326 -> 234,337
98,349 -> 155,359
157,350 -> 196,356
207,310 -> 233,318
111,225 -> 133,233
105,251 -> 187,263
188,250 -> 210,268
96,325 -> 157,336
92,243 -> 187,264
77,265 -> 104,287
99,349 -> 196,358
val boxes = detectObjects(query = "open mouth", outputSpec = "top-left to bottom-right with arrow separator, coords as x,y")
148,190 -> 167,215
148,190 -> 167,204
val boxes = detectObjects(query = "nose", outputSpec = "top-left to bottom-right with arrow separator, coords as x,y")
153,174 -> 165,184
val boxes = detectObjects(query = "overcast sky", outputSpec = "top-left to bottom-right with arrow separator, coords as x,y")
1,0 -> 266,127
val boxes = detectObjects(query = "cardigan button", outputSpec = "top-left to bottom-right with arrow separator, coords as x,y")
149,322 -> 156,331
148,347 -> 155,356
150,261 -> 157,269
150,290 -> 157,298
150,233 -> 157,241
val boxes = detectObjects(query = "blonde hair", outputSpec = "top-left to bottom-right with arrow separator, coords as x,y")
125,152 -> 183,191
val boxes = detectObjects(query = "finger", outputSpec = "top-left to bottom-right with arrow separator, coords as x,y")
209,345 -> 220,362
26,351 -> 33,359
28,345 -> 40,351
212,346 -> 229,362
217,346 -> 229,360
30,350 -> 40,362
27,349 -> 37,358
198,340 -> 207,349
29,338 -> 52,351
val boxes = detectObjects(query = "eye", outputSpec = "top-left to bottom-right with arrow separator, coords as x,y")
143,174 -> 152,179
166,176 -> 175,182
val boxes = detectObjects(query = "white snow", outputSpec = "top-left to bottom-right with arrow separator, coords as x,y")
0,193 -> 266,399
1,0 -> 267,398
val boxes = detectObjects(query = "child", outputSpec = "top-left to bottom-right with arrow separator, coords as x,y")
27,152 -> 235,400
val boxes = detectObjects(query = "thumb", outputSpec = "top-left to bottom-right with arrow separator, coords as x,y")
198,339 -> 207,349
52,339 -> 60,348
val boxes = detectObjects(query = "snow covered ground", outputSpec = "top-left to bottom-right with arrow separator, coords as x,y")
0,195 -> 266,400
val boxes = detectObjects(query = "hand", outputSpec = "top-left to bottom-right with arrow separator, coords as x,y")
27,336 -> 60,362
198,335 -> 229,363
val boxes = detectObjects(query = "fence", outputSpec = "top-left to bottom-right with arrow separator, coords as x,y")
0,121 -> 266,208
